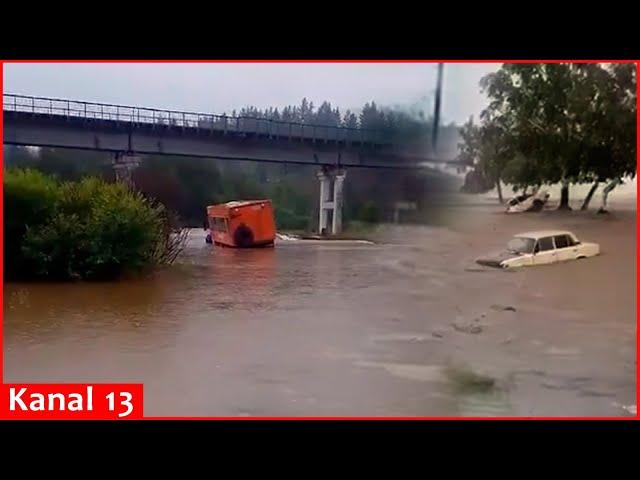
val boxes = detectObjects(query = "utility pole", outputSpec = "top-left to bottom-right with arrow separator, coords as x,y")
432,63 -> 444,152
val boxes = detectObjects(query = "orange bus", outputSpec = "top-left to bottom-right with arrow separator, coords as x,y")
206,200 -> 276,248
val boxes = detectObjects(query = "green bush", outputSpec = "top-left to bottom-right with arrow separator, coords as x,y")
4,169 -> 183,281
357,201 -> 381,223
3,168 -> 60,275
274,206 -> 309,230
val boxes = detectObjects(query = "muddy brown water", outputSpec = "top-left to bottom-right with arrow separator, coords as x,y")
3,203 -> 636,417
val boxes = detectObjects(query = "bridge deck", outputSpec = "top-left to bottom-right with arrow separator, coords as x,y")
4,94 -> 463,170
3,94 -> 388,147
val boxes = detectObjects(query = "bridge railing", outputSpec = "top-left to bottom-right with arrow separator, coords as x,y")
3,94 -> 386,146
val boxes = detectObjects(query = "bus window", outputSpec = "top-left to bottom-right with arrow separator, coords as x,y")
211,217 -> 228,232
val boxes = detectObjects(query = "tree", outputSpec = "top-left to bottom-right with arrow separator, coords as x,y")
574,64 -> 637,211
333,107 -> 341,126
458,117 -> 493,194
480,64 -> 575,209
281,106 -> 292,122
316,101 -> 335,125
456,115 -> 513,203
299,98 -> 315,123
479,63 -> 636,210
342,110 -> 358,129
360,101 -> 387,130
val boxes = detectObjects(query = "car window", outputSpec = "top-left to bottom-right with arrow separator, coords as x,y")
554,235 -> 569,249
538,237 -> 555,251
508,237 -> 535,254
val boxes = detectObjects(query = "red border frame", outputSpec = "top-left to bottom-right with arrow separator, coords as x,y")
0,59 -> 638,421
3,60 -> 639,63
1,61 -> 3,390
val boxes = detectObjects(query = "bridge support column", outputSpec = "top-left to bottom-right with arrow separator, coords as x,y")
332,170 -> 346,234
317,171 -> 330,234
113,153 -> 140,188
316,167 -> 346,235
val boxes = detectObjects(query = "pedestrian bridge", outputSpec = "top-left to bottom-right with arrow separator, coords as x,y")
3,94 -> 458,169
3,93 -> 465,235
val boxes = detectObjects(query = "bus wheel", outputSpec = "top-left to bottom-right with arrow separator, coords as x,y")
234,224 -> 255,247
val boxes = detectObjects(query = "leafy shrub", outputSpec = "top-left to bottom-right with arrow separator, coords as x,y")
357,202 -> 381,223
274,206 -> 309,230
3,168 -> 60,275
4,169 -> 186,281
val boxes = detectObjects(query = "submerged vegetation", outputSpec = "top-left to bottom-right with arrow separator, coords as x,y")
444,365 -> 497,394
4,168 -> 187,281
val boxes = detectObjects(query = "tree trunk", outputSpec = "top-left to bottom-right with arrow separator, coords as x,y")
557,181 -> 571,210
598,178 -> 621,214
496,178 -> 503,204
580,182 -> 599,211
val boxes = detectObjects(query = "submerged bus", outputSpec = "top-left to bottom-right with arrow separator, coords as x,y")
206,200 -> 276,248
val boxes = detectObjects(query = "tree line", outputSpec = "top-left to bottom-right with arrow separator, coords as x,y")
155,97 -> 460,153
458,63 -> 636,211
4,145 -> 447,230
222,98 -> 458,148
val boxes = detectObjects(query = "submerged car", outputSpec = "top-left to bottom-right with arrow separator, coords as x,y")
506,190 -> 550,213
476,230 -> 600,269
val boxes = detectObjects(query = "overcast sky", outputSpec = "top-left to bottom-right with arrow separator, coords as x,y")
4,63 -> 500,125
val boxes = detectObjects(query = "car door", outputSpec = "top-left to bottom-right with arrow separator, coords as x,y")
533,236 -> 558,265
553,234 -> 576,261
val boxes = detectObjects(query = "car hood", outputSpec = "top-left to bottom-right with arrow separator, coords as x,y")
476,250 -> 522,267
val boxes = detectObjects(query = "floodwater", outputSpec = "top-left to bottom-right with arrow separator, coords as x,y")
3,201 -> 636,417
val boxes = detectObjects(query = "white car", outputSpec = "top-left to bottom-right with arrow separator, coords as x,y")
476,230 -> 600,269
506,190 -> 550,213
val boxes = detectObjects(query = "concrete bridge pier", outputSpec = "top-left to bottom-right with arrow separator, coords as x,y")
113,153 -> 141,188
317,167 -> 347,235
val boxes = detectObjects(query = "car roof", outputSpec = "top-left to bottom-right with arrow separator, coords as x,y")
514,230 -> 575,239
